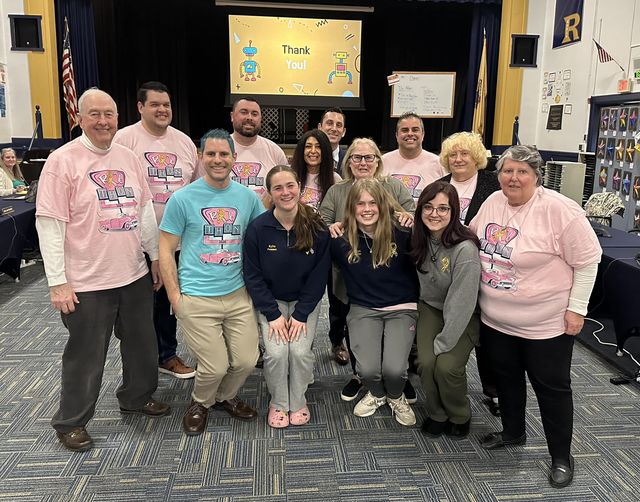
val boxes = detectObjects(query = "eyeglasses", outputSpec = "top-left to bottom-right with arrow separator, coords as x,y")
350,154 -> 377,163
422,204 -> 451,215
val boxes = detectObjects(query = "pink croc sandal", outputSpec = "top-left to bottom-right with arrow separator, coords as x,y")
268,407 -> 289,428
289,406 -> 310,426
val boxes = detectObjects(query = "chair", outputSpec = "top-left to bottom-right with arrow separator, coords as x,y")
584,192 -> 625,227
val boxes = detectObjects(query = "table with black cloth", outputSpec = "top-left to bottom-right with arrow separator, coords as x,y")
581,227 -> 640,377
0,198 -> 38,279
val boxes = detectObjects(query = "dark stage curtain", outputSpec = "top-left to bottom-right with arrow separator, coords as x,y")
91,0 -> 193,137
55,0 -> 100,142
461,3 -> 501,148
88,0 -> 502,151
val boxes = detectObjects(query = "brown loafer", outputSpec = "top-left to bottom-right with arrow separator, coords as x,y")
218,397 -> 257,420
183,400 -> 209,436
56,427 -> 94,452
120,399 -> 171,417
332,343 -> 350,365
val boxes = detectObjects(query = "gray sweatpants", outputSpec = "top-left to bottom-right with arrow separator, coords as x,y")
258,300 -> 320,412
347,304 -> 418,399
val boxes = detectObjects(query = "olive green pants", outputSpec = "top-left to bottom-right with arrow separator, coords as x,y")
416,302 -> 479,424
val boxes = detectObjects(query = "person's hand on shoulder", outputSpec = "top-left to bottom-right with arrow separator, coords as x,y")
329,222 -> 344,238
395,211 -> 414,228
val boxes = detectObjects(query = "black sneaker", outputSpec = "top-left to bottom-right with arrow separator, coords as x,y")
404,379 -> 417,404
340,377 -> 363,401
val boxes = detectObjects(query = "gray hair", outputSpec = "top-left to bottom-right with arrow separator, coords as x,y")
496,145 -> 544,186
77,88 -> 118,115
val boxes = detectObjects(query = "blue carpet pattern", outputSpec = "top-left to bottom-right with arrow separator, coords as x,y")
1,264 -> 640,501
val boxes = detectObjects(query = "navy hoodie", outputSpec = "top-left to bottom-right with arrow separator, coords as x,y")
243,209 -> 330,322
331,227 -> 418,308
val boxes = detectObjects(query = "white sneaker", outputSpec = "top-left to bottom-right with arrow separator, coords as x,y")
353,391 -> 386,417
387,394 -> 416,426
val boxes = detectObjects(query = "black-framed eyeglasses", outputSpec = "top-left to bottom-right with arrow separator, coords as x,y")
350,154 -> 377,163
422,204 -> 451,215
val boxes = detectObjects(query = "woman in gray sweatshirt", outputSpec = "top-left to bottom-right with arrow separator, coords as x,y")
411,181 -> 481,439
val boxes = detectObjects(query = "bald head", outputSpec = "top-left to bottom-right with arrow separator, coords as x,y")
77,88 -> 119,149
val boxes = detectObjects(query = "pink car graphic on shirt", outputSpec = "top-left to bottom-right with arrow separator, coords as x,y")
200,250 -> 241,265
481,269 -> 515,290
153,191 -> 173,204
99,215 -> 138,232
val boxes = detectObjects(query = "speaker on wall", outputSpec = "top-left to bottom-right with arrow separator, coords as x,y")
9,15 -> 44,51
510,34 -> 539,68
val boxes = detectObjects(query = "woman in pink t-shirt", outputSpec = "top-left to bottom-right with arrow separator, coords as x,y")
469,145 -> 601,489
291,129 -> 341,211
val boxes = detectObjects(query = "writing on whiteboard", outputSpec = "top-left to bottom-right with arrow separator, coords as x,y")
391,72 -> 456,118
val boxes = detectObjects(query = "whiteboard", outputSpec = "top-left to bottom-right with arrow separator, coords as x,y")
390,71 -> 456,118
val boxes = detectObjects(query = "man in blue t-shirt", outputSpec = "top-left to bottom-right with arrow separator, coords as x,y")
159,129 -> 264,436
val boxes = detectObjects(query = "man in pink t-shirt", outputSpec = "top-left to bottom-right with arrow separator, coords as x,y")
114,81 -> 198,380
230,98 -> 288,205
36,89 -> 169,453
382,112 -> 446,201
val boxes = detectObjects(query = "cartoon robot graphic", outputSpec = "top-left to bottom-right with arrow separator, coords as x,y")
239,40 -> 261,81
328,51 -> 353,84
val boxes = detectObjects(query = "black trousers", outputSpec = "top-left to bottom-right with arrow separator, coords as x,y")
51,274 -> 159,433
475,341 -> 498,399
146,251 -> 180,364
481,323 -> 574,461
327,269 -> 358,373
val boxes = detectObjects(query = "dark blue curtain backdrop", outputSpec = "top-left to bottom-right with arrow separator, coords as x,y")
462,3 -> 502,148
54,0 -> 100,141
81,0 -> 501,150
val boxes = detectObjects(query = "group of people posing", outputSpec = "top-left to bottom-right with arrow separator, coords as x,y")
33,83 -> 601,490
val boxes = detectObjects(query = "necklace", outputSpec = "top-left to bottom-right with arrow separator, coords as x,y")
429,238 -> 441,262
362,232 -> 373,254
500,194 -> 536,231
452,173 -> 476,200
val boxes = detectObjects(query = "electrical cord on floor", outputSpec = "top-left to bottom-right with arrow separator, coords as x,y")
584,317 -> 640,383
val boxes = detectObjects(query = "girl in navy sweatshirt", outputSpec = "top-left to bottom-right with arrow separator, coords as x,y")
243,166 -> 330,428
331,178 -> 419,426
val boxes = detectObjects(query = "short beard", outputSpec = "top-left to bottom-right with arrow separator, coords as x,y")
234,123 -> 261,138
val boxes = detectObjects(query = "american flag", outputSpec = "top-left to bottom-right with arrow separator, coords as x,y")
62,18 -> 79,131
593,40 -> 613,63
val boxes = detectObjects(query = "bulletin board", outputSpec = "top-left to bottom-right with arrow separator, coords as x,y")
390,71 -> 456,118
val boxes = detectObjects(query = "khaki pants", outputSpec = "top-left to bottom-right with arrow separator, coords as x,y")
416,302 -> 479,424
176,287 -> 259,408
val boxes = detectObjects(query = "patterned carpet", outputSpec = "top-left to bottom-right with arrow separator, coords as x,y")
1,264 -> 640,501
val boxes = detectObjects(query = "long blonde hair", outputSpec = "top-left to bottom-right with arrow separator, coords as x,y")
1,148 -> 24,181
343,178 -> 397,268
